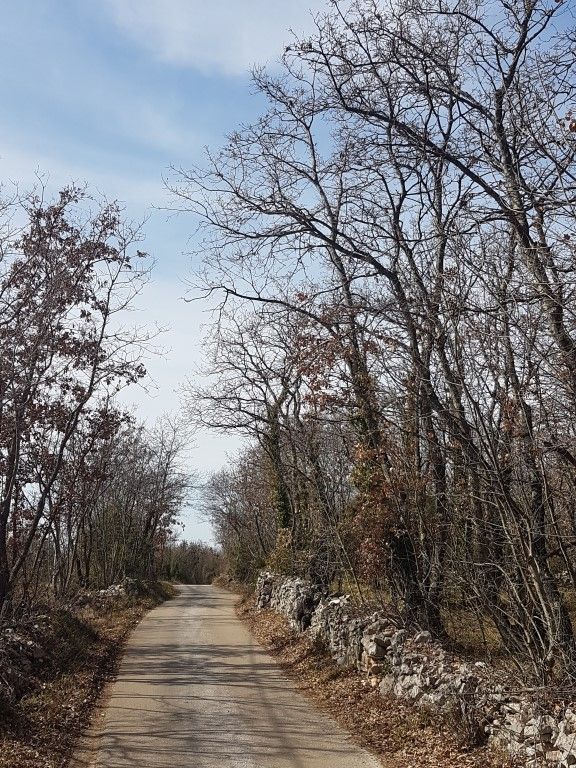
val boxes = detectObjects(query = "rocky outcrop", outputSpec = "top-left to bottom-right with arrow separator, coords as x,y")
255,570 -> 576,768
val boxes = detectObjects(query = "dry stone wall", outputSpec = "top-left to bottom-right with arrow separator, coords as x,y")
256,571 -> 576,768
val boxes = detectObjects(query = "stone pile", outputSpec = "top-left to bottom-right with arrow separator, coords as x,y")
0,619 -> 47,710
255,570 -> 576,768
72,577 -> 141,609
256,571 -> 324,630
0,585 -> 127,709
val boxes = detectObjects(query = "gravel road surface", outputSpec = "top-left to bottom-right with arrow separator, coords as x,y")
73,585 -> 381,768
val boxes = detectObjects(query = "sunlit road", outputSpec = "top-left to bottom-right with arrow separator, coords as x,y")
73,585 -> 381,768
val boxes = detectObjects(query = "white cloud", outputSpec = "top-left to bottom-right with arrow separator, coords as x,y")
101,0 -> 327,75
115,275 -> 245,482
125,104 -> 195,156
0,136 -> 166,210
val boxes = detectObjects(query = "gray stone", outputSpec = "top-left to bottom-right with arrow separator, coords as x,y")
361,636 -> 388,659
255,570 -> 576,768
379,674 -> 395,695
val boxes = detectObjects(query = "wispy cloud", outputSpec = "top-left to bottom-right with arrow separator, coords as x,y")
0,0 -> 267,519
101,0 -> 327,75
0,136 -> 164,209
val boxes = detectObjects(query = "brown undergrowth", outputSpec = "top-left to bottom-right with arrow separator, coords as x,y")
0,581 -> 175,768
236,594 -> 517,768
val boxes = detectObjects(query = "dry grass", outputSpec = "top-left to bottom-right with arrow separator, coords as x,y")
442,605 -> 504,660
0,582 -> 175,768
237,595 -> 517,768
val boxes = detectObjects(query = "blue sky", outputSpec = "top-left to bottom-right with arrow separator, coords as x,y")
0,0 -> 326,541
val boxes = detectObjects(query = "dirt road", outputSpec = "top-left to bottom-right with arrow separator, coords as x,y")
73,585 -> 381,768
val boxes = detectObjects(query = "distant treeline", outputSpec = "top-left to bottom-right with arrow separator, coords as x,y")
160,539 -> 223,585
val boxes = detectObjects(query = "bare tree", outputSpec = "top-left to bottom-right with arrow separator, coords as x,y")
0,187 -> 151,611
177,0 -> 576,680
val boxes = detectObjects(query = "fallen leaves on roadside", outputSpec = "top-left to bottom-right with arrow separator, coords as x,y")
237,596 -> 517,768
0,583 -> 174,768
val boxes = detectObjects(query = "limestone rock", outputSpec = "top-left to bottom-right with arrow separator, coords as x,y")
255,570 -> 576,768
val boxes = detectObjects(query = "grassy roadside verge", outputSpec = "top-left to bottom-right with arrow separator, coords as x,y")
236,593 -> 516,768
0,582 -> 176,768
